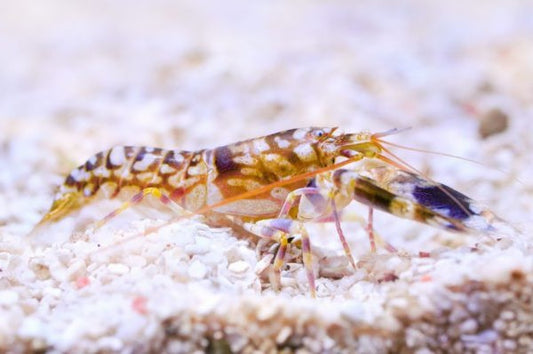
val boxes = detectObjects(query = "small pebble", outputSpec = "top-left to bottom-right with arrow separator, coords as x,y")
389,298 -> 409,310
228,260 -> 249,274
75,276 -> 90,289
478,108 -> 508,138
340,302 -> 366,323
459,319 -> 478,333
124,255 -> 147,268
43,287 -> 62,298
276,326 -> 292,344
66,260 -> 87,281
97,336 -> 123,351
185,237 -> 211,255
18,317 -> 45,339
257,304 -> 278,321
108,263 -> 130,275
500,310 -> 515,320
0,290 -> 19,305
503,339 -> 517,350
188,260 -> 208,279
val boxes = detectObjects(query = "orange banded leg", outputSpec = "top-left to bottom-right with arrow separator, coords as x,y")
367,207 -> 376,253
277,187 -> 325,217
330,201 -> 357,269
341,209 -> 398,253
243,219 -> 316,298
93,187 -> 186,229
364,207 -> 399,253
271,233 -> 289,293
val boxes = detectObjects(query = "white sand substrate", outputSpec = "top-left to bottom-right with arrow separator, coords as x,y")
1,0 -> 533,352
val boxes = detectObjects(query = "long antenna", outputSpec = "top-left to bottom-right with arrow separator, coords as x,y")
378,139 -> 523,186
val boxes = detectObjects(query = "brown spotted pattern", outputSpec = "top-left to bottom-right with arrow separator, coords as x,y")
39,127 -> 492,240
44,128 -> 343,222
206,128 -> 333,217
60,146 -> 203,207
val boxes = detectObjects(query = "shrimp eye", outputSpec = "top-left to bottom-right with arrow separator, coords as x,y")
314,130 -> 325,138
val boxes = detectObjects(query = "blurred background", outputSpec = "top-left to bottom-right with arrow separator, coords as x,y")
1,0 -> 532,233
2,2 -> 533,350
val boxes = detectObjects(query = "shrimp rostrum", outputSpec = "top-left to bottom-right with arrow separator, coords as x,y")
35,127 -> 501,297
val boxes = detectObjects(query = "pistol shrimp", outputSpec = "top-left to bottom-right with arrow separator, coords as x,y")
34,127 -> 502,297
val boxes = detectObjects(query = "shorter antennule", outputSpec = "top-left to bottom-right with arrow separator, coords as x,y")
372,127 -> 412,139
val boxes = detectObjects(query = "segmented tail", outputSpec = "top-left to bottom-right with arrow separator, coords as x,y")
36,146 -> 196,225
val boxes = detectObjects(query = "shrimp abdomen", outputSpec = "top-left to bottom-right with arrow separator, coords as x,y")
37,146 -> 198,225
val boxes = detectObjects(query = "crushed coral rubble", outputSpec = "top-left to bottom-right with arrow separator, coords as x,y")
1,0 -> 533,352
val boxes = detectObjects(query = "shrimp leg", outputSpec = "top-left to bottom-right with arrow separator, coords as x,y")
93,187 -> 189,229
243,219 -> 315,297
276,186 -> 357,270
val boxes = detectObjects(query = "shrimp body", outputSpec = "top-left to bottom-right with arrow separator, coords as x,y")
36,127 -> 501,297
39,127 -> 369,224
